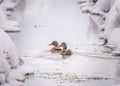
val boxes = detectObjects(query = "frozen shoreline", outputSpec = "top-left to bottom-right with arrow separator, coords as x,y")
22,51 -> 118,86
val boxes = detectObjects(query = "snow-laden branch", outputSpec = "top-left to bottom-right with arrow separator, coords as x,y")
0,0 -> 21,32
0,27 -> 33,85
79,0 -> 120,54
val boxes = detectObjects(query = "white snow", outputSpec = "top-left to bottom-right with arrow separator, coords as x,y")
17,65 -> 34,75
0,49 -> 10,77
8,70 -> 25,82
0,27 -> 33,86
0,73 -> 6,85
0,0 -> 120,86
79,0 -> 120,55
0,28 -> 19,68
0,0 -> 21,32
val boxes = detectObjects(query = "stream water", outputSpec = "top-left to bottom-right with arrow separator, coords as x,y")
10,0 -> 88,51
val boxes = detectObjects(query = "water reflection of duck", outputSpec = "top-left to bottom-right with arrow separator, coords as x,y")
49,41 -> 61,53
59,42 -> 72,58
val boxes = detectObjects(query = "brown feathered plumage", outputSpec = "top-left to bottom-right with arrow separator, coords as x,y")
49,41 -> 61,53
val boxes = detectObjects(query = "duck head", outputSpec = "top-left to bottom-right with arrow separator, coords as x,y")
59,42 -> 67,50
49,41 -> 58,47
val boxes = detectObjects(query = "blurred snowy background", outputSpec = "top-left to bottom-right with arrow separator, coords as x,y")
1,0 -> 120,86
10,0 -> 89,53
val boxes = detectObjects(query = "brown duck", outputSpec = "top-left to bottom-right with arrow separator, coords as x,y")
59,42 -> 72,58
59,42 -> 67,50
49,41 -> 61,53
60,49 -> 72,58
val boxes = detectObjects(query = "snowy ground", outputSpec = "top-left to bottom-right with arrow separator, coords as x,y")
22,51 -> 120,86
9,0 -> 120,86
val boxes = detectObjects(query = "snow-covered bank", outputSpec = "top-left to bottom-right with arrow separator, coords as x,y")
78,0 -> 120,55
0,27 -> 34,86
0,0 -> 21,32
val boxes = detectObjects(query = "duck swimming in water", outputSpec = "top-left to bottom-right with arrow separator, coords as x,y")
60,49 -> 72,58
59,42 -> 72,58
49,41 -> 61,53
59,42 -> 67,50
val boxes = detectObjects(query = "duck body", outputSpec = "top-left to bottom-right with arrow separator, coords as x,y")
49,41 -> 62,53
60,49 -> 72,56
59,42 -> 67,50
50,47 -> 62,53
49,41 -> 72,58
